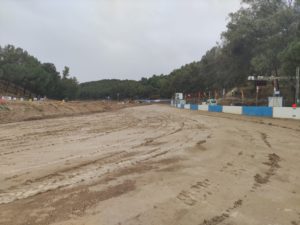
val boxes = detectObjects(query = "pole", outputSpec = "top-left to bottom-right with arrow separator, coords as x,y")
241,89 -> 244,105
256,86 -> 259,106
296,67 -> 300,105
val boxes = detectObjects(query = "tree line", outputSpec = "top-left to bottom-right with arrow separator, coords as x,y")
1,0 -> 300,100
0,45 -> 79,99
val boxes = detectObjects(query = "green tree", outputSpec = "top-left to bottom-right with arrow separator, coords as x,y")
62,66 -> 70,79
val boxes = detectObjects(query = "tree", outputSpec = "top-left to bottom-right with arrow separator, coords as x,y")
62,66 -> 70,79
0,44 -> 79,99
280,41 -> 300,76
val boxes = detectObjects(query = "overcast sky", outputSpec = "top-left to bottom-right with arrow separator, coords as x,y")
0,0 -> 241,82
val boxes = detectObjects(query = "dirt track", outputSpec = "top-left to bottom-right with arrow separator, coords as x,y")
0,105 -> 300,225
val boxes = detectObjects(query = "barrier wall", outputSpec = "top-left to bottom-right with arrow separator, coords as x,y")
222,106 -> 242,115
184,104 -> 190,109
174,104 -> 299,120
209,105 -> 223,113
190,104 -> 198,111
198,105 -> 208,111
242,106 -> 273,117
273,107 -> 300,120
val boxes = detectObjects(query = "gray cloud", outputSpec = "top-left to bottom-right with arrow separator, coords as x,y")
0,0 -> 241,82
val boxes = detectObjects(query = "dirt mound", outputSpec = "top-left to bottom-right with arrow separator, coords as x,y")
0,100 -> 134,124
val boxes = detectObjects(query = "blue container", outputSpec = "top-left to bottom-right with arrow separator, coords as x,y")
190,104 -> 198,110
181,104 -> 185,109
208,105 -> 223,113
242,106 -> 273,117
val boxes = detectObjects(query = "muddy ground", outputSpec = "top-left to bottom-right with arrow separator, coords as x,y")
0,105 -> 299,225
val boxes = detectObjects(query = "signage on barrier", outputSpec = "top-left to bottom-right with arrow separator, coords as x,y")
292,103 -> 297,109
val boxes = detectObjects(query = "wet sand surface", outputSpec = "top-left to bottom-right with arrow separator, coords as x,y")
0,105 -> 300,225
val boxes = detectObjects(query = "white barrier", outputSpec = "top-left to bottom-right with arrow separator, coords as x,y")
273,107 -> 300,120
198,105 -> 208,111
222,106 -> 242,115
173,104 -> 300,120
184,104 -> 190,109
6,96 -> 12,101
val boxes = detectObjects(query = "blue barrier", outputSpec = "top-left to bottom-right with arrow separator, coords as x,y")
173,104 -> 299,120
190,104 -> 198,110
242,106 -> 273,117
209,105 -> 223,113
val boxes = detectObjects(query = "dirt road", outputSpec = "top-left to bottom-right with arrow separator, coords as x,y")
0,105 -> 300,225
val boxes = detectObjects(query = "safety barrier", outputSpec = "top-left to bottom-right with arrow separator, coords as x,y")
190,104 -> 198,110
209,105 -> 223,113
174,103 -> 299,120
222,106 -> 242,115
273,107 -> 300,120
1,96 -> 43,101
198,105 -> 208,111
242,106 -> 273,117
184,104 -> 190,109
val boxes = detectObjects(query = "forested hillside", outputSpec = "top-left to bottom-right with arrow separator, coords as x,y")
0,45 -> 79,99
1,0 -> 300,101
